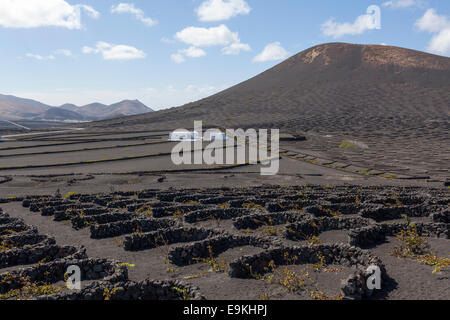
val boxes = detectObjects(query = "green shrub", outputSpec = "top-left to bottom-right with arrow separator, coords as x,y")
339,140 -> 357,149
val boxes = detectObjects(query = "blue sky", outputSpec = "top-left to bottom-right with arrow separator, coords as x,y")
1,0 -> 449,110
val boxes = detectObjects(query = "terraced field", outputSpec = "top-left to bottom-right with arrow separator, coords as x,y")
0,129 -> 443,196
1,185 -> 448,300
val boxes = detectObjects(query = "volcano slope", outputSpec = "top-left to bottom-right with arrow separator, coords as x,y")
88,42 -> 450,183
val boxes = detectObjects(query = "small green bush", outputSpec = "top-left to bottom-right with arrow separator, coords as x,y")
339,140 -> 357,149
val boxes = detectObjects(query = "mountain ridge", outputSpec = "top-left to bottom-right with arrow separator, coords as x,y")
0,96 -> 153,122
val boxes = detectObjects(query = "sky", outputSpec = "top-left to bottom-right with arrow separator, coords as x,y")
0,0 -> 449,110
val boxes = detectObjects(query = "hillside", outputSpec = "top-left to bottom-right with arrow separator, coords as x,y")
0,94 -> 49,120
78,100 -> 152,120
87,43 -> 450,180
34,107 -> 86,122
0,96 -> 153,122
59,104 -> 80,113
90,43 -> 450,132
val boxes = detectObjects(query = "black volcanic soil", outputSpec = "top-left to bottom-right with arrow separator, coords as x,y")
0,129 -> 448,301
0,185 -> 448,300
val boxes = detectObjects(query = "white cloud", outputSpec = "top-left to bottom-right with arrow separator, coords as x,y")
0,0 -> 99,29
24,48 -> 73,60
253,42 -> 288,63
175,24 -> 239,47
222,42 -> 251,55
171,53 -> 186,64
83,42 -> 146,60
80,5 -> 100,19
174,24 -> 250,57
382,0 -> 422,9
181,47 -> 207,58
415,9 -> 450,56
196,0 -> 251,22
171,47 -> 206,64
427,29 -> 450,55
111,3 -> 157,27
322,6 -> 381,38
25,53 -> 56,60
415,8 -> 449,33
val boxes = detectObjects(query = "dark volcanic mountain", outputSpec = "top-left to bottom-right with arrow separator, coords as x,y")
91,42 -> 450,134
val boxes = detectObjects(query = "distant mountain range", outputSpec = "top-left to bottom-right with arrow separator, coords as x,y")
0,94 -> 153,122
